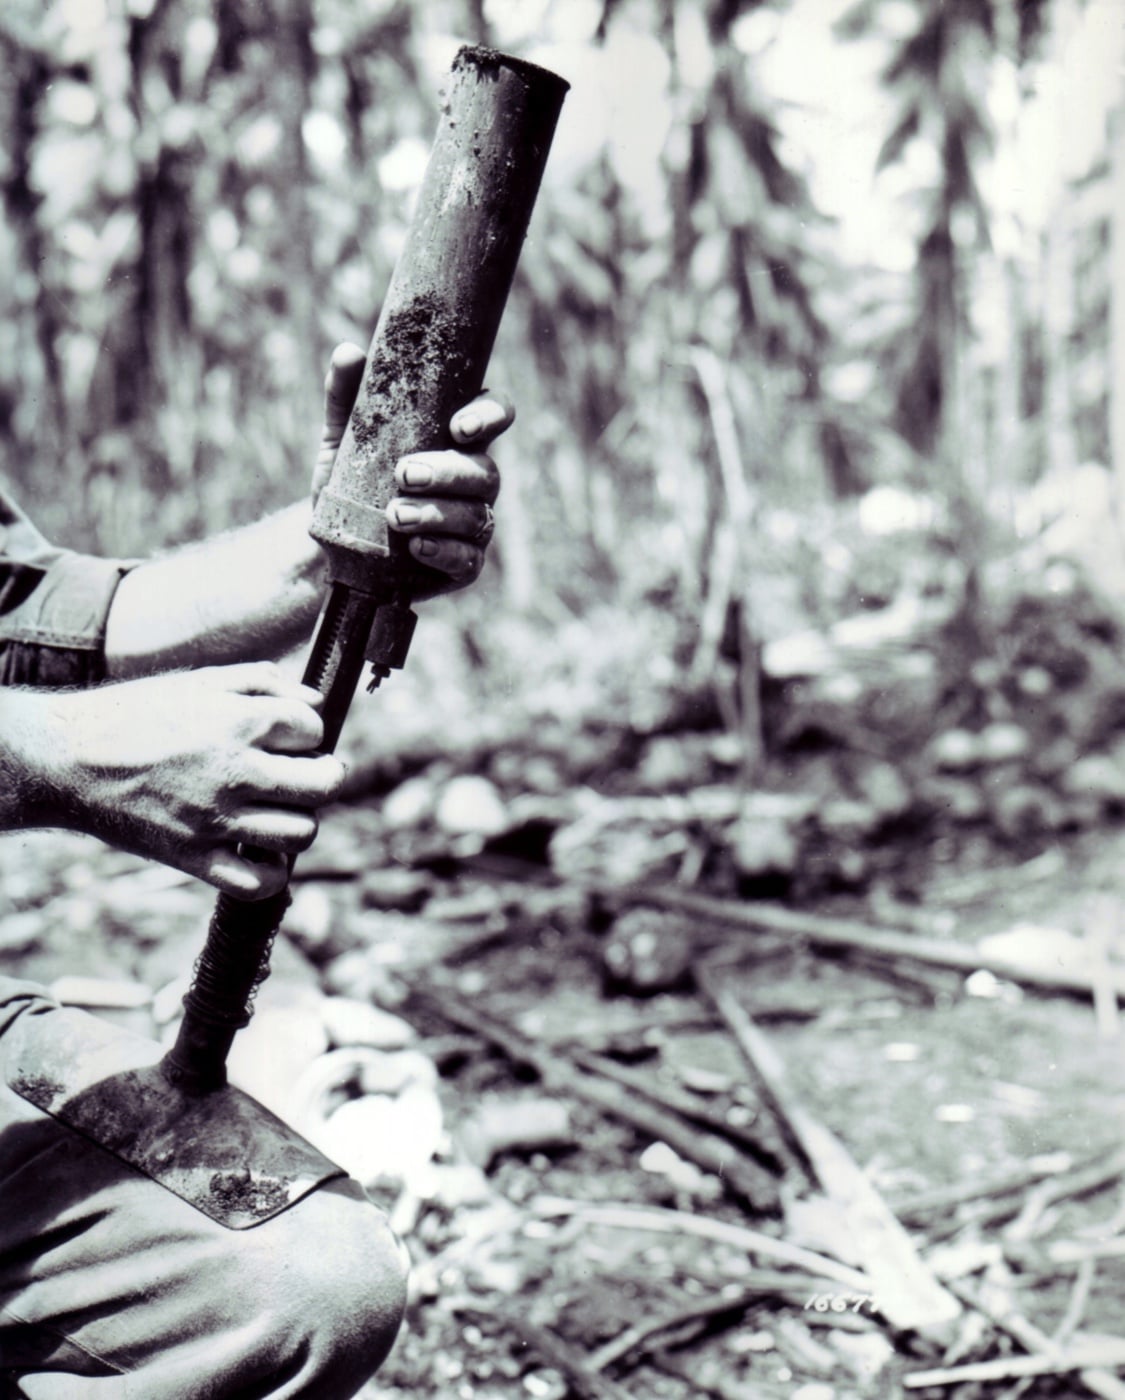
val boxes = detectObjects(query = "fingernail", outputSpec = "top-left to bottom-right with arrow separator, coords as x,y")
412,538 -> 439,558
402,458 -> 433,487
393,503 -> 423,525
455,410 -> 483,439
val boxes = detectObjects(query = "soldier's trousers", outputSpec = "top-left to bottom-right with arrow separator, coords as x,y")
0,980 -> 407,1399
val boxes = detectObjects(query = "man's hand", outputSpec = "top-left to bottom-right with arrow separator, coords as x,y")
315,342 -> 512,599
37,663 -> 343,899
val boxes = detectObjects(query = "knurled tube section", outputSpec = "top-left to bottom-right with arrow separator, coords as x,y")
160,583 -> 382,1094
302,583 -> 380,750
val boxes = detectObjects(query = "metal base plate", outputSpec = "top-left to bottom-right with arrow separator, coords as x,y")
9,1008 -> 345,1229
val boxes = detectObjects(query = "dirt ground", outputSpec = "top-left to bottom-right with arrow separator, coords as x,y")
3,801 -> 1124,1400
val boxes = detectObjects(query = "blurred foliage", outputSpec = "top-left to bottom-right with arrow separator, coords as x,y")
0,0 -> 1112,737
0,0 -> 435,551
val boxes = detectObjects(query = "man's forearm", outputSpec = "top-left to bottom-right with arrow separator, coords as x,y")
104,503 -> 326,679
0,690 -> 65,831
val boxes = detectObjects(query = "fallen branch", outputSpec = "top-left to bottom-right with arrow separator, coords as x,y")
454,1301 -> 636,1400
588,1270 -> 832,1372
1004,1144 -> 1125,1244
827,948 -> 962,1003
919,1145 -> 1125,1246
531,1196 -> 874,1293
623,885 -> 1125,1000
544,1006 -> 729,1050
696,960 -> 961,1334
408,982 -> 783,1213
889,1150 -> 1083,1223
570,1047 -> 791,1176
1056,1259 -> 1096,1347
951,1279 -> 1125,1400
903,1339 -> 1125,1390
545,1000 -> 821,1055
1045,1237 -> 1125,1266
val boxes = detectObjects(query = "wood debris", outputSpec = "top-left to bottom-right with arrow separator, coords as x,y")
371,867 -> 1125,1396
696,958 -> 962,1334
902,1339 -> 1125,1390
406,981 -> 784,1213
623,884 -> 1125,1000
454,1301 -> 637,1400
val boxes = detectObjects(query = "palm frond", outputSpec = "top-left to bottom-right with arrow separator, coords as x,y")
876,104 -> 922,172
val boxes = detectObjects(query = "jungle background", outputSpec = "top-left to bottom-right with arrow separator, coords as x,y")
3,0 -> 1125,1397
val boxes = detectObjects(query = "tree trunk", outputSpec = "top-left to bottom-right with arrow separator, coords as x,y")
1110,92 -> 1125,543
274,0 -> 320,435
2,45 -> 68,465
691,347 -> 764,780
1042,210 -> 1077,476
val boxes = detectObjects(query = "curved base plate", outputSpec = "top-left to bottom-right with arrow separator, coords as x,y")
10,1007 -> 344,1230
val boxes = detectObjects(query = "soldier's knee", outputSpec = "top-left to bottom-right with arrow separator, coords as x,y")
308,1180 -> 409,1378
239,1178 -> 409,1393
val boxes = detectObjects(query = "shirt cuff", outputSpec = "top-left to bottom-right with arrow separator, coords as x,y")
0,550 -> 134,655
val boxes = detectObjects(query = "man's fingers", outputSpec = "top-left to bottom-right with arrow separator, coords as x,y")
222,805 -> 320,853
450,391 -> 514,447
250,698 -> 325,753
242,751 -> 346,807
407,537 -> 485,581
312,343 -> 366,502
386,497 -> 494,541
394,449 -> 500,502
203,660 -> 285,694
191,847 -> 290,900
211,664 -> 327,749
322,342 -> 366,448
209,661 -> 321,706
388,389 -> 509,509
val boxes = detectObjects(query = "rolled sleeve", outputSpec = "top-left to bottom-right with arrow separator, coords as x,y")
0,497 -> 136,689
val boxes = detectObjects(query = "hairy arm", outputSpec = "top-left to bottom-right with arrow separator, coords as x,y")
0,664 -> 344,897
0,688 -> 64,832
104,502 -> 324,679
103,345 -> 509,680
102,347 -> 359,680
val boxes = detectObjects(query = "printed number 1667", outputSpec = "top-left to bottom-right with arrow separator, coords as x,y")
804,1293 -> 877,1314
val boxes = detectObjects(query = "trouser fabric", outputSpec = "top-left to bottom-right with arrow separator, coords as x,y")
0,980 -> 408,1399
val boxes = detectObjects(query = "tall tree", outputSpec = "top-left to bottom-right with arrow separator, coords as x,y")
838,0 -> 1054,644
0,16 -> 67,464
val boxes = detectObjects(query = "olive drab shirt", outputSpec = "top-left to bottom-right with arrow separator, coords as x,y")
0,485 -> 133,688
